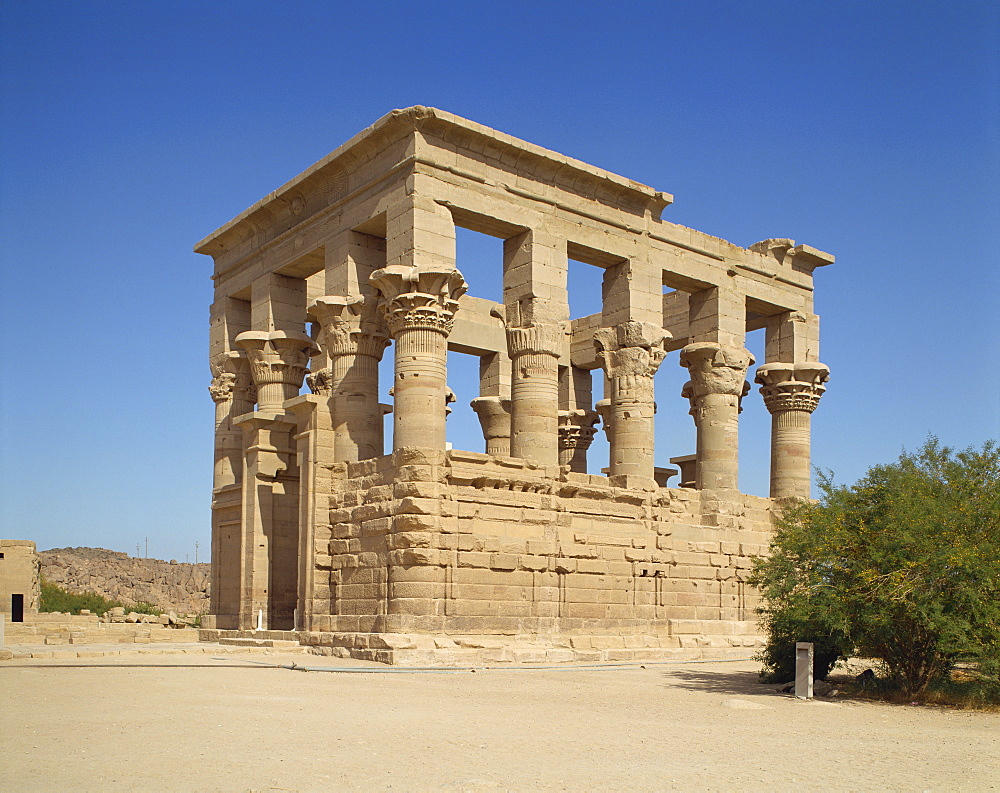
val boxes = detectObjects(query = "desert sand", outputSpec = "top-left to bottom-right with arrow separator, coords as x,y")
2,650 -> 997,791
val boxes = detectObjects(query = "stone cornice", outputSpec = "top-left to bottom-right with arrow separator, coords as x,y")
196,108 -> 833,304
194,107 -> 674,260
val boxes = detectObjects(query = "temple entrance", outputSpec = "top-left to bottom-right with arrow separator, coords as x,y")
11,593 -> 24,622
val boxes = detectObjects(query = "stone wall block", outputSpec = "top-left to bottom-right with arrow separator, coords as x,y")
457,551 -> 492,569
389,548 -> 442,567
554,559 -> 577,574
490,553 -> 519,571
391,532 -> 435,549
559,544 -> 600,559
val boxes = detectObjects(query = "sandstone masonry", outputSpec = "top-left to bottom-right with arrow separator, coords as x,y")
1,540 -> 40,623
196,108 -> 831,663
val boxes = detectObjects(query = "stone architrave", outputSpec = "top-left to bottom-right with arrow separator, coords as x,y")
557,409 -> 600,473
308,296 -> 390,462
506,323 -> 563,466
370,264 -> 467,451
595,321 -> 670,480
755,361 -> 829,499
234,330 -> 317,413
679,342 -> 754,491
470,396 -> 512,457
209,351 -> 256,490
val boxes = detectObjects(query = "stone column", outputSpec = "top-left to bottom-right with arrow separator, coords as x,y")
679,342 -> 754,491
470,396 -> 512,456
594,321 -> 669,481
558,409 -> 600,473
506,323 -> 563,466
308,295 -> 389,462
285,393 -> 336,633
234,330 -> 317,412
370,264 -> 467,451
755,362 -> 829,499
208,351 -> 255,490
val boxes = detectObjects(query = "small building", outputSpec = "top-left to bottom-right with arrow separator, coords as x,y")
0,540 -> 41,622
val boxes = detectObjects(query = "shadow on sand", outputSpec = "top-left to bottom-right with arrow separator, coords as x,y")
659,667 -> 777,697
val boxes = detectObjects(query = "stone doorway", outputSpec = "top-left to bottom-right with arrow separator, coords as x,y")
11,593 -> 24,622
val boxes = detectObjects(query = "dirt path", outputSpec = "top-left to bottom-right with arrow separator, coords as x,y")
2,653 -> 997,791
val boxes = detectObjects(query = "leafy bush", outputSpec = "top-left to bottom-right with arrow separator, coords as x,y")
39,581 -> 164,617
754,604 -> 850,683
750,437 -> 1000,699
39,579 -> 123,615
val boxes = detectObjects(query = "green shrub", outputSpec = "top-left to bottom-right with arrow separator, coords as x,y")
750,437 -> 1000,699
130,601 -> 163,616
39,579 -> 123,615
755,606 -> 850,683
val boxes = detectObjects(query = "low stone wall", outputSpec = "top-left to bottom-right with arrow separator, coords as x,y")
199,627 -> 760,666
301,450 -> 772,643
4,615 -> 200,646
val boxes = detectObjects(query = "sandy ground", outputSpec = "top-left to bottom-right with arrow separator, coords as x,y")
2,649 -> 998,792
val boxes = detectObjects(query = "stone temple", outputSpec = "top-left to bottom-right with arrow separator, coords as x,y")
196,107 -> 831,663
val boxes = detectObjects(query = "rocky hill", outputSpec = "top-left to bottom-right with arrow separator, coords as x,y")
40,547 -> 210,615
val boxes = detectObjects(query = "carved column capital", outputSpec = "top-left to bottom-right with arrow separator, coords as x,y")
558,408 -> 600,474
308,295 -> 389,360
209,372 -> 237,403
505,322 -> 564,359
470,396 -> 512,456
558,409 -> 600,450
236,330 -> 317,385
755,362 -> 829,414
306,368 -> 333,396
235,331 -> 317,412
594,321 -> 669,381
681,378 -> 751,417
594,398 -> 612,436
679,342 -> 754,400
370,264 -> 467,336
209,352 -> 256,406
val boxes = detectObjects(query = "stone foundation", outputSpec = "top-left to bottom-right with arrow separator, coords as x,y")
201,627 -> 761,666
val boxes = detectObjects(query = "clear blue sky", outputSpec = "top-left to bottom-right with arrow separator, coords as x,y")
1,1 -> 997,561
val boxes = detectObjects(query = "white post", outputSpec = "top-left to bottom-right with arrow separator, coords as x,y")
255,608 -> 263,632
795,642 -> 814,699
293,607 -> 299,632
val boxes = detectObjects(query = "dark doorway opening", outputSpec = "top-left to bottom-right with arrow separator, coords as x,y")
11,593 -> 24,622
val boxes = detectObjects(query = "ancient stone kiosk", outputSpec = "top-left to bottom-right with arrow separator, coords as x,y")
196,107 -> 831,664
